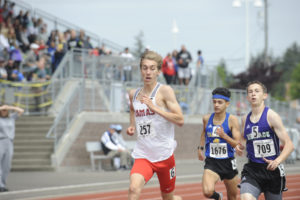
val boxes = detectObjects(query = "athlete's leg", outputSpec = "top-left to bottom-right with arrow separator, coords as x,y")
161,191 -> 182,200
202,169 -> 221,199
128,159 -> 154,200
264,191 -> 282,200
240,181 -> 261,200
156,155 -> 179,200
128,173 -> 145,200
224,175 -> 239,200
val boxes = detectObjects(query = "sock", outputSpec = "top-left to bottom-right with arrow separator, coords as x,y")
209,191 -> 220,200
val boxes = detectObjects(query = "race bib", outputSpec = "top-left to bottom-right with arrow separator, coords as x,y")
209,143 -> 228,158
211,126 -> 221,137
253,139 -> 276,158
231,158 -> 237,170
278,164 -> 285,177
137,121 -> 156,138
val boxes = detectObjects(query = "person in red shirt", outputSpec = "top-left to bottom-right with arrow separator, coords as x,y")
162,53 -> 176,84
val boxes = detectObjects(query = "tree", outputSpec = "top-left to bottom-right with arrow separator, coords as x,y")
216,59 -> 233,87
132,30 -> 145,58
289,63 -> 300,99
273,43 -> 300,100
229,53 -> 282,95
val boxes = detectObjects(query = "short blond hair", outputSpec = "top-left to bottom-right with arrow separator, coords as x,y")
140,50 -> 163,70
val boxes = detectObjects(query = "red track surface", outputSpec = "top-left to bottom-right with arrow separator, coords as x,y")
44,174 -> 300,200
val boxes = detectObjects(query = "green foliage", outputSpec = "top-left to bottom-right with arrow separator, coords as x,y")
229,53 -> 282,93
273,42 -> 300,99
229,43 -> 300,101
289,63 -> 300,99
132,30 -> 145,58
216,59 -> 234,87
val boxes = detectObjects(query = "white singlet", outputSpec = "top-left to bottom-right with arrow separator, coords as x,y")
131,83 -> 177,162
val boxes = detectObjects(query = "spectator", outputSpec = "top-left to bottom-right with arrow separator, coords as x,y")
120,47 -> 134,81
176,45 -> 192,85
67,29 -> 77,50
9,44 -> 22,68
0,56 -> 7,79
162,53 -> 175,84
195,50 -> 204,86
0,104 -> 24,192
172,50 -> 179,84
100,124 -> 132,170
37,25 -> 48,43
84,36 -> 93,49
4,58 -> 13,80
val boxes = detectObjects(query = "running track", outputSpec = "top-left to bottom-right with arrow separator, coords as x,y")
43,174 -> 300,200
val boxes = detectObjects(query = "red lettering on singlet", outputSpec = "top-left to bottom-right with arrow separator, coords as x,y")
135,108 -> 155,117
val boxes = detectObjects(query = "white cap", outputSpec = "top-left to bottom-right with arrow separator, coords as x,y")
30,43 -> 39,49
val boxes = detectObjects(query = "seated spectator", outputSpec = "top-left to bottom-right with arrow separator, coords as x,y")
100,124 -> 132,170
0,56 -> 7,79
114,124 -> 133,152
4,58 -> 13,81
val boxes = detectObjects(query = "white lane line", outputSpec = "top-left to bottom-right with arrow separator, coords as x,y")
0,173 -> 202,196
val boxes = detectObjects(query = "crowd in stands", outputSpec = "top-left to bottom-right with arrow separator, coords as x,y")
0,0 -> 115,83
0,0 -> 205,87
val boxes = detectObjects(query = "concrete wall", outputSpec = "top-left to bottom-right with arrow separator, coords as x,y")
59,113 -> 203,168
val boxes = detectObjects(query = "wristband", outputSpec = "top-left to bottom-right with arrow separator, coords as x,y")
197,146 -> 204,150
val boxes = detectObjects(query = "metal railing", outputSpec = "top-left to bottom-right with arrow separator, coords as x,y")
42,48 -> 298,149
0,80 -> 52,115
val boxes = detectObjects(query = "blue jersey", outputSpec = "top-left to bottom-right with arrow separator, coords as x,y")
205,113 -> 235,159
244,107 -> 280,163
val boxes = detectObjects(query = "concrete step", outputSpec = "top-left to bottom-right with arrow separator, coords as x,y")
11,165 -> 54,171
17,116 -> 54,122
12,158 -> 51,165
15,127 -> 51,133
14,134 -> 49,140
14,139 -> 53,146
14,145 -> 53,152
15,120 -> 54,127
13,115 -> 54,171
13,152 -> 51,159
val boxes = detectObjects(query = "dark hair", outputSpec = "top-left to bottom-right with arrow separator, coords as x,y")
246,80 -> 267,93
212,87 -> 231,99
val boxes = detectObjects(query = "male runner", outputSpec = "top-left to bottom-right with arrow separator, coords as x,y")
198,87 -> 241,200
127,50 -> 184,200
237,80 -> 294,200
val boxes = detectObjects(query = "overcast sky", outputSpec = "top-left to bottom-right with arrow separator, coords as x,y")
17,0 -> 300,74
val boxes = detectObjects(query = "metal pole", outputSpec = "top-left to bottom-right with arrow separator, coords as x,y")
264,0 -> 268,66
245,0 -> 250,69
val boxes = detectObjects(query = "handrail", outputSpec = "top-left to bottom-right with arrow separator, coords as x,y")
46,79 -> 83,147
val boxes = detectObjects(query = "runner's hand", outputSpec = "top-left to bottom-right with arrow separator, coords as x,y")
127,126 -> 135,136
263,157 -> 279,171
198,149 -> 205,161
140,95 -> 155,112
215,126 -> 225,138
235,143 -> 245,156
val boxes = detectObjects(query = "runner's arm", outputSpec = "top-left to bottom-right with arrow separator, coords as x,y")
198,115 -> 208,160
148,85 -> 184,126
268,109 -> 294,164
127,89 -> 136,136
217,115 -> 241,148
